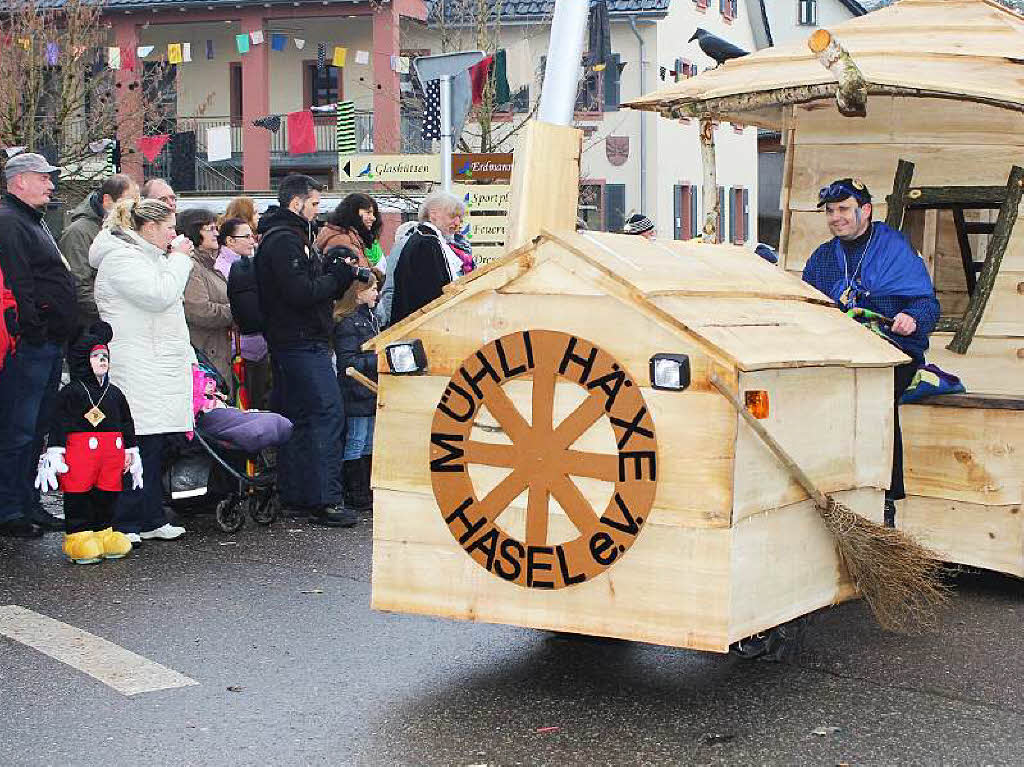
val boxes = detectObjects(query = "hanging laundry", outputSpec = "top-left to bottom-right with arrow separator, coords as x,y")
504,39 -> 532,92
108,47 -> 121,70
294,38 -> 306,50
336,100 -> 356,155
587,0 -> 612,70
354,50 -> 369,65
252,115 -> 282,133
167,44 -> 183,65
287,111 -> 316,155
236,34 -> 250,54
206,125 -> 232,162
168,131 -> 196,191
469,55 -> 493,105
137,45 -> 155,59
397,56 -> 410,74
137,134 -> 170,162
182,43 -> 192,62
332,46 -> 347,67
271,34 -> 286,52
421,79 -> 441,141
493,49 -> 511,105
250,30 -> 264,46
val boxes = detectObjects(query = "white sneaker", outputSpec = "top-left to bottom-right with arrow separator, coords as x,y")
125,533 -> 142,544
139,523 -> 185,541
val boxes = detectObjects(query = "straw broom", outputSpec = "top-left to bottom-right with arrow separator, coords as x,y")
711,375 -> 948,633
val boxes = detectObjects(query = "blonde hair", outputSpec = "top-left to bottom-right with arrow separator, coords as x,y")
333,267 -> 384,321
221,196 -> 258,232
106,197 -> 173,232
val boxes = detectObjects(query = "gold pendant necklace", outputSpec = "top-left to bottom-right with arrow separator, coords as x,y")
81,380 -> 110,427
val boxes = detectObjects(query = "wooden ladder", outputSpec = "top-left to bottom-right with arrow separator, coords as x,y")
884,159 -> 1023,355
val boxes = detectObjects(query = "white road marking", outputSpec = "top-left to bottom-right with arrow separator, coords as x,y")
0,605 -> 198,696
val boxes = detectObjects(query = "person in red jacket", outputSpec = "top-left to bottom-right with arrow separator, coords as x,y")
35,322 -> 141,564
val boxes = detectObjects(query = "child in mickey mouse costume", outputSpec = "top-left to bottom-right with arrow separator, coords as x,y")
35,322 -> 143,564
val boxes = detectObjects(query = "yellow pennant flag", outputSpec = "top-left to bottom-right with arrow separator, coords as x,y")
167,43 -> 183,65
332,46 -> 347,67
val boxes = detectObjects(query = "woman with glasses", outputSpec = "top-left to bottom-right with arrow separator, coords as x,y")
215,217 -> 271,410
179,208 -> 234,387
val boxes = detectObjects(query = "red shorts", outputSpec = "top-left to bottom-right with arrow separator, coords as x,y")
59,432 -> 125,493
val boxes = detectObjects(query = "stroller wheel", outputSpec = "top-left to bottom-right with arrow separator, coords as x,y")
216,497 -> 246,533
251,492 -> 279,526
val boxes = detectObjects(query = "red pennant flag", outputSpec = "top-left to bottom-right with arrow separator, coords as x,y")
469,55 -> 494,106
287,110 -> 316,155
137,134 -> 170,162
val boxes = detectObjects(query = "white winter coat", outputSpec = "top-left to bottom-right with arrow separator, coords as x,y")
89,228 -> 197,435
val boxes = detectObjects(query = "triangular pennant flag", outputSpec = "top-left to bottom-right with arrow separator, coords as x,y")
336,100 -> 356,155
206,39 -> 215,59
354,50 -> 369,66
167,43 -> 183,65
287,110 -> 316,155
271,34 -> 286,52
250,30 -> 264,46
252,115 -> 282,133
206,125 -> 232,162
332,46 -> 347,68
108,47 -> 121,70
236,34 -> 250,54
182,43 -> 192,63
45,42 -> 59,66
137,134 -> 170,162
294,38 -> 306,50
137,45 -> 155,59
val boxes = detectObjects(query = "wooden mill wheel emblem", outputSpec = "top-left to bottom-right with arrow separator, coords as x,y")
429,330 -> 658,589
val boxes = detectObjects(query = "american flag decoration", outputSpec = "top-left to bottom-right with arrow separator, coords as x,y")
252,114 -> 282,133
421,79 -> 441,141
336,100 -> 357,155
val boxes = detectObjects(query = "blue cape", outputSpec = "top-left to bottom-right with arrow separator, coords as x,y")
827,223 -> 933,309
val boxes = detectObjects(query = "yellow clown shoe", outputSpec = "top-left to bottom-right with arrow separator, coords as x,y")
94,528 -> 132,559
62,531 -> 103,565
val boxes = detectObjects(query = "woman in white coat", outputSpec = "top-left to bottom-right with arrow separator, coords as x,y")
89,197 -> 195,544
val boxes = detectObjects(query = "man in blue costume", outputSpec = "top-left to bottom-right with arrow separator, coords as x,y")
802,178 -> 940,527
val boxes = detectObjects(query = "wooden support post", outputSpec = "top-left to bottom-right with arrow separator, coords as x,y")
699,117 -> 719,243
807,29 -> 868,117
884,159 -> 915,231
948,165 -> 1024,355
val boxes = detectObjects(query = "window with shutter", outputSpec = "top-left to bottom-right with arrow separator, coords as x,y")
674,184 -> 698,240
717,186 -> 726,244
728,187 -> 737,243
742,187 -> 750,243
799,0 -> 818,26
605,184 -> 626,233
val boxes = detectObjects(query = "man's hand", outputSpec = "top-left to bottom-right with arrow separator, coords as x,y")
891,312 -> 917,336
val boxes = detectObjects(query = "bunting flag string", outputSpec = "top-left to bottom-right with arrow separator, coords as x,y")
107,46 -> 121,70
250,30 -> 264,46
271,34 -> 286,52
236,34 -> 250,54
183,43 -> 192,63
136,134 -> 170,162
137,45 -> 155,59
332,46 -> 347,67
294,38 -> 306,50
167,43 -> 183,65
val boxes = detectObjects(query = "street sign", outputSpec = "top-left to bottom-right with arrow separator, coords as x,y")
468,242 -> 507,266
338,154 -> 441,183
452,153 -> 514,184
464,215 -> 508,242
452,184 -> 513,211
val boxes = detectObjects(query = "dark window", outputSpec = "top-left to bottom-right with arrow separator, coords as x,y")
729,186 -> 750,244
305,63 -> 341,108
578,183 -> 604,232
603,53 -> 621,112
717,186 -> 726,244
720,0 -> 739,19
605,184 -> 626,232
674,184 -> 698,240
799,0 -> 818,25
230,63 -> 242,123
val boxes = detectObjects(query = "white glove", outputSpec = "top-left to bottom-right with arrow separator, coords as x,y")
34,447 -> 68,492
125,446 -> 144,490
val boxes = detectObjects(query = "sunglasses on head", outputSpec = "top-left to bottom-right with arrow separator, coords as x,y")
818,182 -> 869,207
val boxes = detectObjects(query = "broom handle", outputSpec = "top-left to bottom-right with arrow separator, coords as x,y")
346,367 -> 379,394
710,374 -> 830,509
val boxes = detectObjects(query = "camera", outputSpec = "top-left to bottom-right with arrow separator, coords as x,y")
353,265 -> 373,284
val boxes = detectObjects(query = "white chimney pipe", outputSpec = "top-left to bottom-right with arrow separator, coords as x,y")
537,0 -> 589,126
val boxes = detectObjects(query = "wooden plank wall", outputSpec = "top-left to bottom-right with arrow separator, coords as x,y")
779,97 -> 1024,396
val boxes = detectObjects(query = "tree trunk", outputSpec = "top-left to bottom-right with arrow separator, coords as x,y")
699,117 -> 719,242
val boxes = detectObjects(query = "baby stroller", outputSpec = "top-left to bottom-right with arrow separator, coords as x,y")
163,350 -> 291,533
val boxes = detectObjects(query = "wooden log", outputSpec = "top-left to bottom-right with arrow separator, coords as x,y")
884,159 -> 915,231
807,30 -> 868,117
948,165 -> 1024,354
699,117 -> 719,242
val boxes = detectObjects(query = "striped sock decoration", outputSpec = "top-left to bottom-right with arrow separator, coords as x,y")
336,100 -> 357,155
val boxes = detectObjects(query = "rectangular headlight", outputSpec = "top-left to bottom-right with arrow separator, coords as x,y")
649,354 -> 691,391
385,339 -> 428,374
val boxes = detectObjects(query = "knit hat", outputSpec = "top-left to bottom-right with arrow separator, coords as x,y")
622,213 -> 655,236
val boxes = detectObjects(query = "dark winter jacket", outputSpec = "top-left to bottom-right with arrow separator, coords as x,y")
59,193 -> 104,328
332,304 -> 379,417
254,206 -> 353,348
49,322 -> 137,449
0,193 -> 77,345
390,223 -> 456,326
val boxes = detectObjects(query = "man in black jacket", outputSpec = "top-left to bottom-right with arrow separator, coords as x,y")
255,174 -> 362,527
0,153 -> 78,537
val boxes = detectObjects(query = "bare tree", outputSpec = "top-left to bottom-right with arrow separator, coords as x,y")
0,0 -> 180,198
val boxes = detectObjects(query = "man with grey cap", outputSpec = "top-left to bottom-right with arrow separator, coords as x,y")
0,152 -> 78,538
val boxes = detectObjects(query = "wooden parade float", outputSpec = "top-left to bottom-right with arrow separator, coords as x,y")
627,0 -> 1024,578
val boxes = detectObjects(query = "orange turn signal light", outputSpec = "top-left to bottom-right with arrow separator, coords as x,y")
744,390 -> 770,419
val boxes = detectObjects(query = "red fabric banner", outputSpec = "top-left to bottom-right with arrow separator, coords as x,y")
136,134 -> 170,162
287,110 -> 316,155
469,55 -> 494,106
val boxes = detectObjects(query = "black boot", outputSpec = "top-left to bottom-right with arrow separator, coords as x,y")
343,459 -> 371,512
883,498 -> 896,528
308,504 -> 359,528
359,455 -> 373,513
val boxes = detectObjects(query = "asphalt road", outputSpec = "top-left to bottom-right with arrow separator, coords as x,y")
1,503 -> 1021,767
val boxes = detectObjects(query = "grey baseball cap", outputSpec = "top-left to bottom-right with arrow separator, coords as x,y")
4,152 -> 61,180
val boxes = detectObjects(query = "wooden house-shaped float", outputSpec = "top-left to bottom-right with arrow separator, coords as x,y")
367,232 -> 904,651
627,0 -> 1024,577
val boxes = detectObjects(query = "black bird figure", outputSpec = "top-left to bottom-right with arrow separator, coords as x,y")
689,27 -> 749,67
